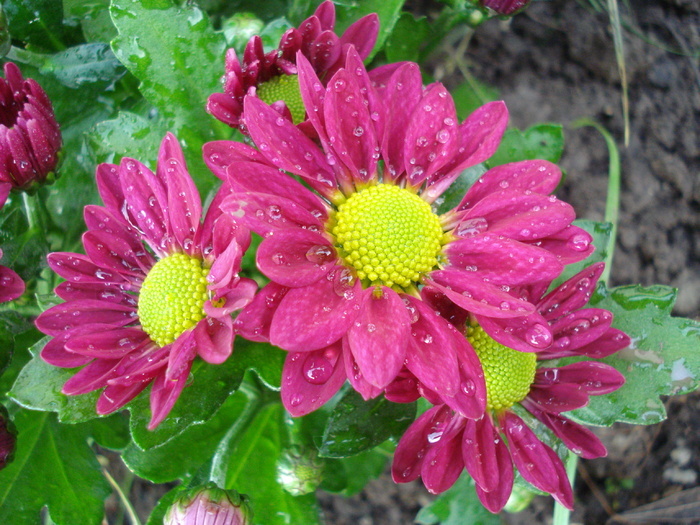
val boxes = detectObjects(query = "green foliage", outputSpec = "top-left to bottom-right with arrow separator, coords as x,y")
335,0 -> 406,61
488,123 -> 565,167
416,474 -> 501,525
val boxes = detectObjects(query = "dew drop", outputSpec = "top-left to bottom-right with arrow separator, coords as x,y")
525,323 -> 552,348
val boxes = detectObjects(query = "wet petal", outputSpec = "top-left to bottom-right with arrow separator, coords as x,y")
527,383 -> 590,413
166,331 -> 198,381
66,327 -> 150,359
47,252 -> 132,287
270,269 -> 362,351
232,282 -> 288,342
476,311 -> 554,353
257,229 -> 335,288
463,416 -> 507,493
529,224 -> 594,265
347,288 -> 410,389
536,361 -> 625,395
193,316 -> 233,364
342,339 -> 383,400
36,299 -> 136,336
281,343 -> 346,416
148,364 -> 191,429
0,265 -> 23,302
97,382 -> 149,416
421,415 -> 465,494
537,263 -> 604,321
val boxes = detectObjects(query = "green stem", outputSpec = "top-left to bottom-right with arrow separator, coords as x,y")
552,452 -> 578,525
22,192 -> 42,232
572,119 -> 621,286
100,459 -> 141,525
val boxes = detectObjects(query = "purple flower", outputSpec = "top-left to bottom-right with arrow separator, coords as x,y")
204,48 -> 592,418
391,262 -> 629,512
480,0 -> 531,16
35,133 -> 257,429
164,483 -> 252,525
207,0 -> 379,130
0,182 -> 24,303
0,62 -> 61,191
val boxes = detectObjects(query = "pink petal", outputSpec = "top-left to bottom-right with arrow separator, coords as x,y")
244,96 -> 337,196
297,52 -> 329,144
193,316 -> 233,364
529,224 -> 594,265
392,405 -> 452,484
445,235 -> 563,286
205,237 -> 242,296
462,191 -> 575,241
474,440 -> 514,514
536,361 -> 625,395
403,83 -> 459,186
458,160 -> 562,210
336,13 -> 379,63
565,327 -> 630,359
41,323 -> 119,368
501,411 -> 560,494
96,382 -> 149,415
476,311 -> 554,352
148,364 -> 192,430
421,416 -> 465,494
66,327 -> 150,358
257,229 -> 335,288
206,277 -> 257,318
222,191 -> 323,237
107,345 -> 169,386
62,358 -> 121,395
232,282 -> 288,342
524,400 -> 607,459
82,230 -> 146,278
384,369 -> 421,404
166,331 -> 197,381
442,328 -> 486,419
163,156 -> 202,254
47,252 -> 131,286
428,270 -> 536,318
281,343 -> 346,416
346,288 -> 410,389
528,383 -> 589,413
309,30 -> 340,72
537,263 -> 604,321
342,339 -> 383,400
404,297 -> 461,397
550,308 -> 614,351
323,66 -> 378,183
55,281 -> 137,307
463,416 -> 507,493
36,300 -> 136,336
224,160 -> 329,221
379,63 -> 423,180
544,446 -> 575,510
203,140 -> 267,181
270,268 -> 361,351
0,265 -> 24,302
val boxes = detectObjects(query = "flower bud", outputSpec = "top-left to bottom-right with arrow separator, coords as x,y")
164,483 -> 252,525
480,0 -> 531,16
276,446 -> 324,496
0,404 -> 16,470
0,62 -> 62,191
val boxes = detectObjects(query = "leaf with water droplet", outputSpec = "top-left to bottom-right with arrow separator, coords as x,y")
319,389 -> 416,458
486,123 -> 565,167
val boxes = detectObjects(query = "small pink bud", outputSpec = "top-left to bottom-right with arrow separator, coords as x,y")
164,483 -> 252,525
480,0 -> 531,16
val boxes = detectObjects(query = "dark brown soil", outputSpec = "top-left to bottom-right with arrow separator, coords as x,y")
320,1 -> 700,523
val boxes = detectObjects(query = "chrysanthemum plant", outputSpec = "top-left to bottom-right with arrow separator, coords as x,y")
0,1 -> 697,524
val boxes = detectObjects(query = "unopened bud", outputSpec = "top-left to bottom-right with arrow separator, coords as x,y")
276,445 -> 324,496
480,0 -> 531,16
164,483 -> 252,525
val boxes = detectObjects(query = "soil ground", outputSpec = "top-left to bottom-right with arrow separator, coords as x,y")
320,1 -> 700,523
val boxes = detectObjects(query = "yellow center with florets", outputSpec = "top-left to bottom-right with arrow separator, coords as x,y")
257,74 -> 306,125
138,253 -> 210,347
330,184 -> 444,290
467,324 -> 537,412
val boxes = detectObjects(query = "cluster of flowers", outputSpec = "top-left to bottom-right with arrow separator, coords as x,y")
1,1 -> 629,512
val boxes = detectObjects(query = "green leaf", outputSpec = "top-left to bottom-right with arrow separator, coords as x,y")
233,338 -> 285,390
435,163 -> 487,216
9,337 -> 103,424
321,444 -> 390,496
452,79 -> 500,121
565,284 -> 700,426
319,390 -> 416,458
416,474 -> 501,525
223,402 -> 322,525
487,123 -> 565,167
128,354 -> 246,450
123,389 -> 248,483
0,204 -> 50,283
384,12 -> 429,63
86,110 -> 168,167
3,0 -> 69,51
110,0 -> 230,192
335,0 -> 406,61
82,412 -> 130,450
0,409 -> 111,525
40,43 -> 125,89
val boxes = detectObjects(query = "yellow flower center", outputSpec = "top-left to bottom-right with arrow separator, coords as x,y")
467,324 -> 537,412
330,184 -> 444,291
138,253 -> 209,347
257,74 -> 306,125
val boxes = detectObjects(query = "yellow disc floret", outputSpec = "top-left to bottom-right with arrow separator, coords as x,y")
138,253 -> 210,347
467,324 -> 537,412
257,74 -> 306,125
330,184 -> 443,290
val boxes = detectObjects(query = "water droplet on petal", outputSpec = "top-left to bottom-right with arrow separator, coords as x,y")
525,323 -> 552,348
303,356 -> 334,385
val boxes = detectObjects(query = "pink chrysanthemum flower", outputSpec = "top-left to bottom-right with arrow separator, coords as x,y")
0,182 -> 24,302
204,48 -> 593,417
35,133 -> 256,429
391,262 -> 630,512
0,62 -> 62,191
207,0 -> 379,130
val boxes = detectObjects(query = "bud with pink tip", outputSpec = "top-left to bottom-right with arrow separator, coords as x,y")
164,483 -> 252,525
